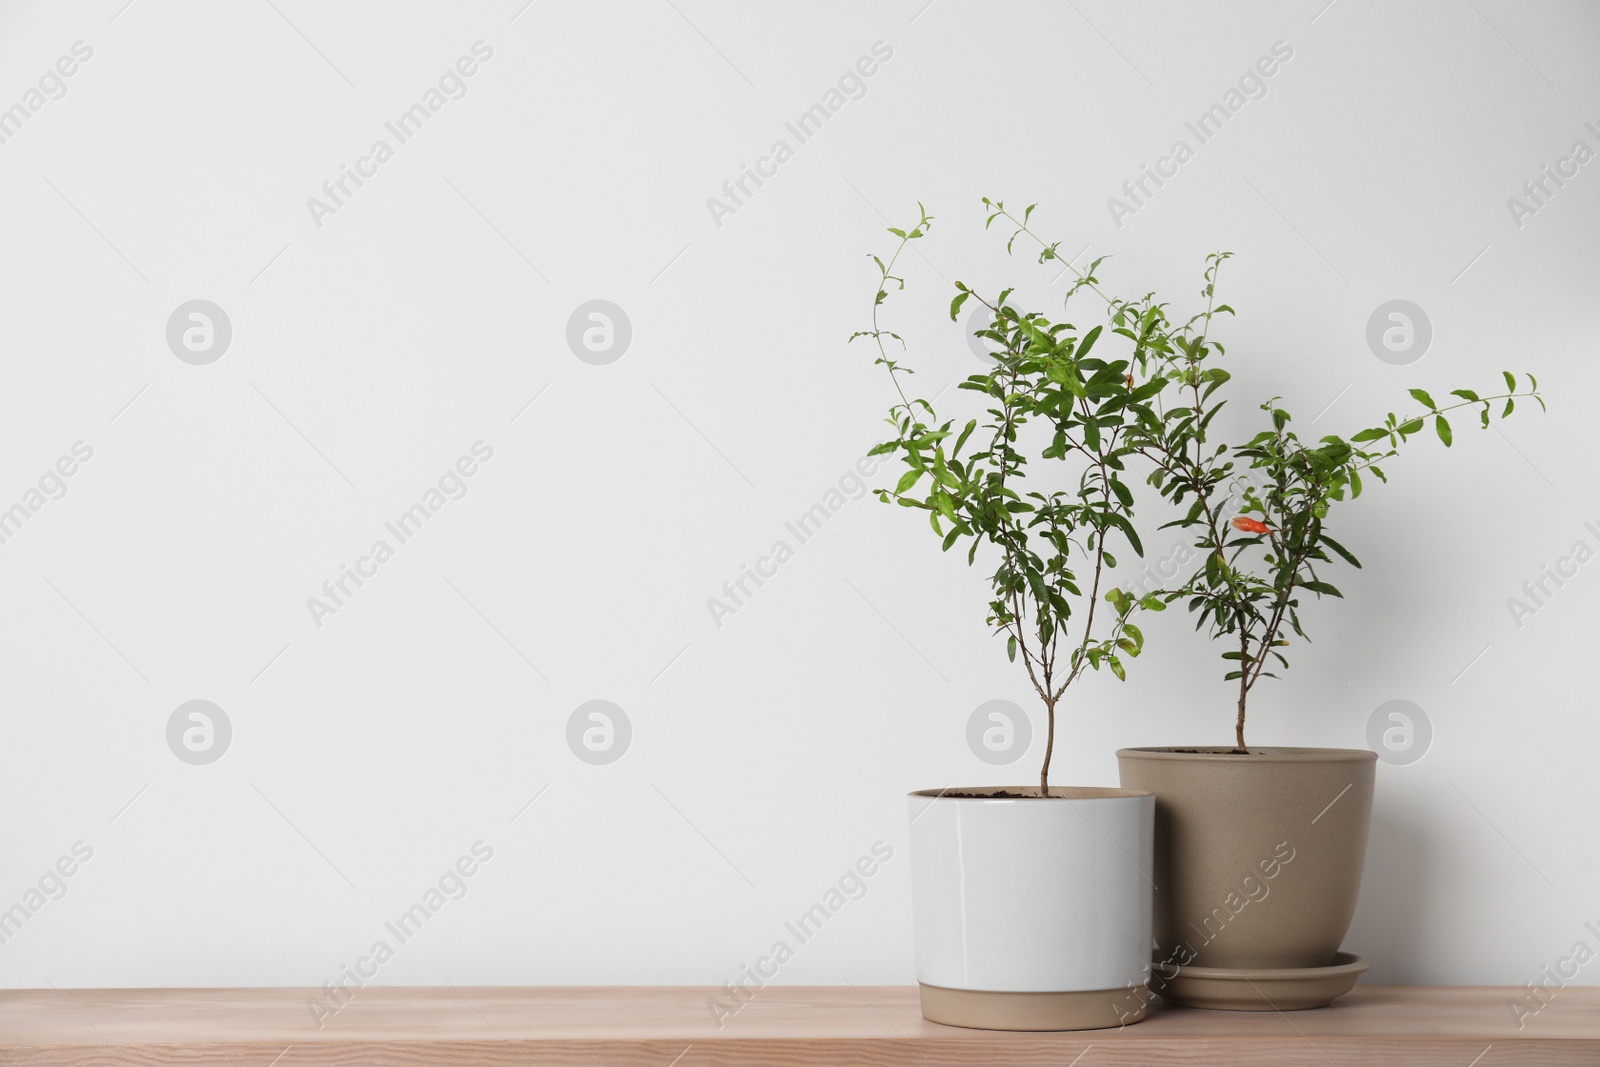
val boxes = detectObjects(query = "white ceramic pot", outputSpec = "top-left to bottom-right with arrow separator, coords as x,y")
907,786 -> 1156,1031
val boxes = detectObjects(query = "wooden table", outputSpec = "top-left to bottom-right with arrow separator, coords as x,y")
3,985 -> 1597,1065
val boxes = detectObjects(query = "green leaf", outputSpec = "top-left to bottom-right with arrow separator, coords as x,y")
953,420 -> 977,457
895,469 -> 921,494
1320,534 -> 1361,568
1107,513 -> 1144,557
1109,656 -> 1126,682
1351,428 -> 1388,443
1435,415 -> 1453,447
1302,580 -> 1343,598
1202,368 -> 1232,401
1409,388 -> 1437,410
950,290 -> 971,322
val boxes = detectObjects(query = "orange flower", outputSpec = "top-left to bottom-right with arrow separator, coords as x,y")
1231,516 -> 1270,534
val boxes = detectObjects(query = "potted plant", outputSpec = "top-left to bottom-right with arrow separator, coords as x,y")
974,201 -> 1542,1009
856,207 -> 1161,1031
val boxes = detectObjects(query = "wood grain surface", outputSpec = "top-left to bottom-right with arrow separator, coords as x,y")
2,985 -> 1596,1066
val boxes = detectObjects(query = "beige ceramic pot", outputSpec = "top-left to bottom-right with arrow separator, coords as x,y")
1116,747 -> 1376,977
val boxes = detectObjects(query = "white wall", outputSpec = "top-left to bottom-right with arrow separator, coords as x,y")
0,0 -> 1595,994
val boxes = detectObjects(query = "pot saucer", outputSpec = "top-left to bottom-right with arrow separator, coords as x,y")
1158,951 -> 1368,1011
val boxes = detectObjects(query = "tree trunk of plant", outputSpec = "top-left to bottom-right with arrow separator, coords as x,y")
1040,698 -> 1056,797
1235,632 -> 1250,754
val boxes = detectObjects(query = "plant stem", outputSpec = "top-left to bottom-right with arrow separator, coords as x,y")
1040,697 -> 1056,797
870,239 -> 921,421
1236,629 -> 1250,753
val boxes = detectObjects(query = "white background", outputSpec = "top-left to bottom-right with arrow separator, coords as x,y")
0,0 -> 1595,993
